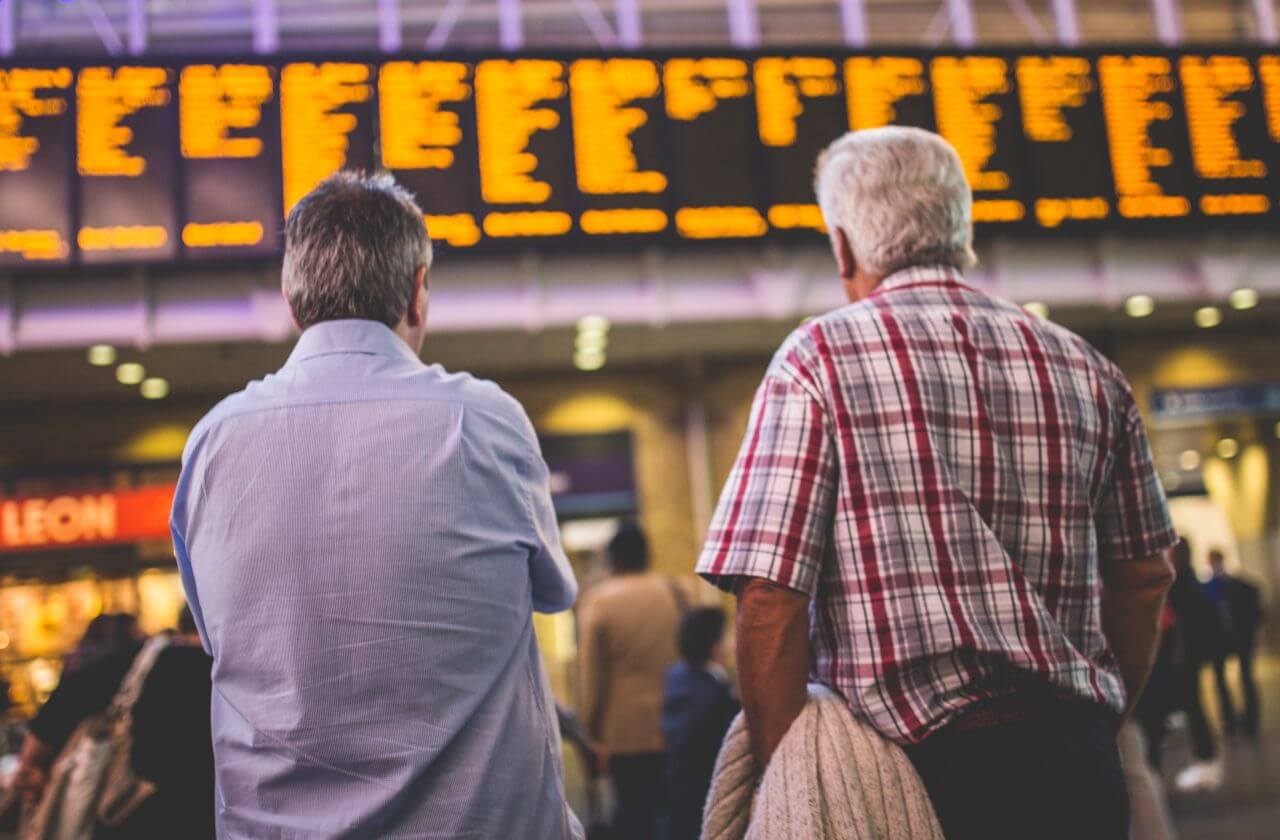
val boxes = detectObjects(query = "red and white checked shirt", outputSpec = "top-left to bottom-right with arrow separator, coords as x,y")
698,265 -> 1178,744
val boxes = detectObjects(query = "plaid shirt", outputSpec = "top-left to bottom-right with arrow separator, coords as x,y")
698,265 -> 1177,744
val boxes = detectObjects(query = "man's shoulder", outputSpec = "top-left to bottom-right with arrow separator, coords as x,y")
186,365 -> 529,457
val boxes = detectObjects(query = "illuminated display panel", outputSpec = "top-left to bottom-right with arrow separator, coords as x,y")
930,56 -> 1029,225
179,63 -> 281,258
0,67 -> 74,266
1097,54 -> 1195,221
4,47 -> 1280,268
474,59 -> 576,241
76,65 -> 178,263
665,57 -> 767,240
755,56 -> 843,233
280,62 -> 376,216
569,57 -> 669,239
1016,55 -> 1114,228
1178,54 -> 1276,219
379,60 -> 482,250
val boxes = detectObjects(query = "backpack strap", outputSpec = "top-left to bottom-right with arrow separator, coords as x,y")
105,635 -> 171,721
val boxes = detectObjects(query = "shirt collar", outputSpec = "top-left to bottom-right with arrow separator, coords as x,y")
284,319 -> 423,367
871,264 -> 969,297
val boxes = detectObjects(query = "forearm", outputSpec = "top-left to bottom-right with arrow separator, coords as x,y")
735,577 -> 810,767
1101,553 -> 1175,718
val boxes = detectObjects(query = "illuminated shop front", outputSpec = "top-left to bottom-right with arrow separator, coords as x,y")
0,474 -> 185,716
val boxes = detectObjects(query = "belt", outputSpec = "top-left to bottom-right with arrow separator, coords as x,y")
945,694 -> 1035,733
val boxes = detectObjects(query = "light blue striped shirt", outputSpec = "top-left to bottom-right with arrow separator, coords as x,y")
172,319 -> 583,839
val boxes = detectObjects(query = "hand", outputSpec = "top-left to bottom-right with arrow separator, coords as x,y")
585,742 -> 610,777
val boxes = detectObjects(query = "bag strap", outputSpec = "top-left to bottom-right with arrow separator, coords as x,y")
106,635 -> 170,720
665,576 -> 690,618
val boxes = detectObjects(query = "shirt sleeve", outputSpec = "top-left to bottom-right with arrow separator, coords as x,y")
1095,396 -> 1178,563
512,407 -> 579,614
696,370 -> 836,597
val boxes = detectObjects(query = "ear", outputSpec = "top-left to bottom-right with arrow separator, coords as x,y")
406,265 -> 428,328
833,228 -> 856,283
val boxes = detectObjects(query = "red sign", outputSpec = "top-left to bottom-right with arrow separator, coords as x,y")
0,485 -> 175,553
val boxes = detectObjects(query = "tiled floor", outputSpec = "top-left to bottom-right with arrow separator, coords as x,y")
1163,655 -> 1280,840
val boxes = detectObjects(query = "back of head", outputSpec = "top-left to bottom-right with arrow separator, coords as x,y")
814,126 -> 975,276
607,520 -> 649,573
678,607 -> 727,666
283,171 -> 432,330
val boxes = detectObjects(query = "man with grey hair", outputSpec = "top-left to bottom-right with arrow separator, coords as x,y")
172,171 -> 583,838
698,127 -> 1178,839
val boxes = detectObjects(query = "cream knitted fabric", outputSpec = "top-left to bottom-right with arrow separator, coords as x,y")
701,685 -> 943,840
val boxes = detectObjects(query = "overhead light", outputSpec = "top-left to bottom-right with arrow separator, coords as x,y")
574,350 -> 605,372
87,344 -> 116,366
1228,287 -> 1259,310
1124,295 -> 1155,318
1193,306 -> 1222,328
1023,301 -> 1049,319
576,314 -> 610,336
116,362 -> 145,385
140,377 -> 169,400
1178,449 -> 1201,471
1216,438 -> 1240,459
576,331 -> 607,353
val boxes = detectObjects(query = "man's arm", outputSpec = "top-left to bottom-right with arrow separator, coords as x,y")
1101,550 -> 1175,719
735,577 -> 810,767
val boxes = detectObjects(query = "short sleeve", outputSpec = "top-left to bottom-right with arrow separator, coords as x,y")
1095,397 -> 1178,562
696,371 -> 835,597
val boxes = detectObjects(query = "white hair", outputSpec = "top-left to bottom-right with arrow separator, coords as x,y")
814,127 -> 975,277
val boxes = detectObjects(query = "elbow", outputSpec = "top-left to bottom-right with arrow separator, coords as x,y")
533,576 -> 578,614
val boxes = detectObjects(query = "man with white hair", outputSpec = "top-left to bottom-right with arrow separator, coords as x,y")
172,171 -> 582,838
697,127 -> 1178,839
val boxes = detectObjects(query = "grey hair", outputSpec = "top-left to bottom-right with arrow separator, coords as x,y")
814,127 -> 975,277
282,171 -> 432,331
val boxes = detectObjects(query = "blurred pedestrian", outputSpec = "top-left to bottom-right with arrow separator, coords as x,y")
577,521 -> 690,840
698,127 -> 1178,840
171,172 -> 581,839
1168,542 -> 1227,792
1204,549 -> 1264,738
119,607 -> 214,839
14,614 -> 146,815
61,614 -> 143,675
662,607 -> 737,840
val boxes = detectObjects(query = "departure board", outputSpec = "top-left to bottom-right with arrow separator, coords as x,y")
570,57 -> 669,239
755,56 -> 843,233
1016,55 -> 1113,227
180,63 -> 280,258
665,57 -> 767,239
0,67 -> 74,265
280,62 -> 375,216
474,58 -> 576,242
76,65 -> 177,263
5,46 -> 1280,268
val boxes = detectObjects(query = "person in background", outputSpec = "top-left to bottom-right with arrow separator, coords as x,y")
61,613 -> 144,675
13,613 -> 146,812
662,607 -> 738,840
122,606 -> 215,839
698,127 -> 1178,840
1168,541 -> 1227,793
171,171 -> 580,839
1204,549 -> 1264,739
577,521 -> 689,840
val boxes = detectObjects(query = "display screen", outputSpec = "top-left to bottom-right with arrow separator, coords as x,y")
4,47 -> 1280,267
180,63 -> 281,258
0,67 -> 74,265
76,65 -> 178,263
